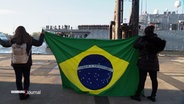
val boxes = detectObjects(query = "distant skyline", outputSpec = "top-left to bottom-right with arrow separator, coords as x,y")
0,0 -> 183,34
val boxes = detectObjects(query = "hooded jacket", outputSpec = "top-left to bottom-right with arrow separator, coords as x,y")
134,26 -> 166,71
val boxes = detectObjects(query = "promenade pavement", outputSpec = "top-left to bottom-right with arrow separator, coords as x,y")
0,53 -> 183,104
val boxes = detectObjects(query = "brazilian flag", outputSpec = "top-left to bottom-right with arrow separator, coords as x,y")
44,32 -> 139,96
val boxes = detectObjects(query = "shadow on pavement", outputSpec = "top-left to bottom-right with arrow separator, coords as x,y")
0,81 -> 183,104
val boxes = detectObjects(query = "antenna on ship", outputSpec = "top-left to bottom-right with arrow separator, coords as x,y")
145,0 -> 147,14
140,0 -> 143,15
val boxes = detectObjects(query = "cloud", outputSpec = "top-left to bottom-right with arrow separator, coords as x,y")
0,9 -> 17,15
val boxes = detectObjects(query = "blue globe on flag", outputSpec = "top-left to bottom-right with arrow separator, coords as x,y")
77,54 -> 113,90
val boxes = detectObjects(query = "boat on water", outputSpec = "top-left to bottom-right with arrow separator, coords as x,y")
0,32 -> 8,40
0,32 -> 10,53
0,32 -> 49,54
44,25 -> 110,39
139,0 -> 184,51
139,9 -> 184,31
139,10 -> 184,51
109,0 -> 184,51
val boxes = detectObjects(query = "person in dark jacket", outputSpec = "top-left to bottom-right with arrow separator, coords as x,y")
0,26 -> 44,100
131,25 -> 166,102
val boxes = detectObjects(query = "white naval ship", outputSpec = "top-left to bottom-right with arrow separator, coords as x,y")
139,0 -> 184,51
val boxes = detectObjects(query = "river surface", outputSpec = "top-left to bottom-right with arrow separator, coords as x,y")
0,42 -> 52,54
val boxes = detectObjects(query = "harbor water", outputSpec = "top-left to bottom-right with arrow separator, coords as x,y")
0,42 -> 52,54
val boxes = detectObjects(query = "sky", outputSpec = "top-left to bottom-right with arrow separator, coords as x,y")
0,0 -> 183,34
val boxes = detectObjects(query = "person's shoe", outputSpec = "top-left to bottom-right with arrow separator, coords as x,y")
19,90 -> 30,100
131,96 -> 141,101
147,96 -> 156,102
23,90 -> 30,100
19,94 -> 25,100
24,94 -> 30,99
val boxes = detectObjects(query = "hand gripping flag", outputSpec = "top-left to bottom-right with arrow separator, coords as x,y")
44,32 -> 139,96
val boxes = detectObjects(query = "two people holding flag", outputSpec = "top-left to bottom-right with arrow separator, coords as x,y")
0,25 -> 165,102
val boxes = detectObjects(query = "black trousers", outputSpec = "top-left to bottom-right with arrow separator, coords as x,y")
13,65 -> 31,91
135,70 -> 158,97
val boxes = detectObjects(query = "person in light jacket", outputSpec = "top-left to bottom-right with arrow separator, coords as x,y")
0,26 -> 44,100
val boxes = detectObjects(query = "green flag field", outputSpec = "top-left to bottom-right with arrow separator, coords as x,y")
44,32 -> 139,96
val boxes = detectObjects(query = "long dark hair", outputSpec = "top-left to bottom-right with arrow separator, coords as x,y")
12,26 -> 32,45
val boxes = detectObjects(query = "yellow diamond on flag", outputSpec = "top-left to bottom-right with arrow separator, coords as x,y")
59,45 -> 129,95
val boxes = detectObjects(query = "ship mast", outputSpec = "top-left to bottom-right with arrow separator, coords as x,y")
129,0 -> 140,37
110,0 -> 139,39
